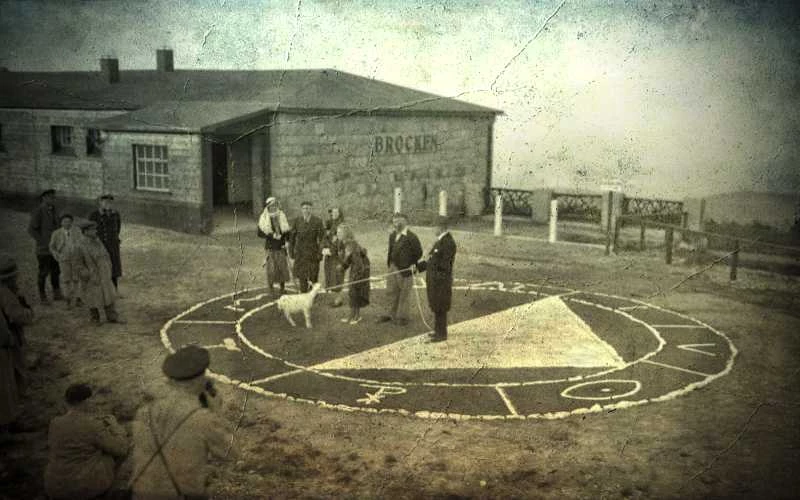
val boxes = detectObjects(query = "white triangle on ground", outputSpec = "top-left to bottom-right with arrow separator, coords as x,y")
312,296 -> 625,371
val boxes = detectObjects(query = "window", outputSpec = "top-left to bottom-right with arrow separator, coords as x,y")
51,125 -> 73,154
86,128 -> 102,156
133,144 -> 170,192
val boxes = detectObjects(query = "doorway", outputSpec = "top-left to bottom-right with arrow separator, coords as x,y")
211,142 -> 228,205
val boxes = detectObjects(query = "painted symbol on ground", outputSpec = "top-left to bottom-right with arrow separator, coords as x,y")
160,279 -> 737,420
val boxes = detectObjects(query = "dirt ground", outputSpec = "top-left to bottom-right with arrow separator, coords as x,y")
1,206 -> 799,499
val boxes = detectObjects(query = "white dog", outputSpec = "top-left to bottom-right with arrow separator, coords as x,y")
275,283 -> 322,328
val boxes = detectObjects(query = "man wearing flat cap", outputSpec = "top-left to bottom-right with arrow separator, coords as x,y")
89,194 -> 122,291
28,188 -> 63,304
130,345 -> 239,499
75,220 -> 120,325
378,212 -> 423,326
416,216 -> 457,342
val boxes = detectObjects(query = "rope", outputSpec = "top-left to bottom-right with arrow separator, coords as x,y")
316,265 -> 434,329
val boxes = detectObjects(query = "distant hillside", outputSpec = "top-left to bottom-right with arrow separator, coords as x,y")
688,191 -> 798,231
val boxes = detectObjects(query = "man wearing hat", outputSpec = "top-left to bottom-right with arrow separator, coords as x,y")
44,383 -> 129,500
89,194 -> 122,291
416,216 -> 457,342
257,196 -> 292,297
378,212 -> 422,326
75,220 -> 120,324
289,201 -> 325,293
49,214 -> 82,308
28,188 -> 63,304
0,255 -> 34,441
130,345 -> 239,499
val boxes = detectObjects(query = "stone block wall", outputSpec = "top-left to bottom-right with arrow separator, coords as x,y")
0,108 -> 125,197
269,112 -> 493,221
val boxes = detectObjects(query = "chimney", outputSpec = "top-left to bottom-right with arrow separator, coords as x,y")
157,49 -> 174,72
100,57 -> 119,83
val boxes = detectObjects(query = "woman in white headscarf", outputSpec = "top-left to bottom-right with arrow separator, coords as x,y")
257,197 -> 292,296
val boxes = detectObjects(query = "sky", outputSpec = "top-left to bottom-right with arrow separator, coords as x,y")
1,0 -> 798,199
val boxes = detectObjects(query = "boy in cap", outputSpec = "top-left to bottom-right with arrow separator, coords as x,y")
130,345 -> 239,499
28,188 -> 63,304
378,212 -> 422,326
416,216 -> 457,342
89,194 -> 123,291
75,220 -> 121,324
49,214 -> 82,308
44,383 -> 129,500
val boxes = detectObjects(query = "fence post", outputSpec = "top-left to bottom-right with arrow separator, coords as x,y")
494,193 -> 503,236
665,227 -> 674,264
730,239 -> 740,281
438,190 -> 447,216
394,187 -> 402,214
612,215 -> 621,253
639,219 -> 646,251
548,199 -> 558,243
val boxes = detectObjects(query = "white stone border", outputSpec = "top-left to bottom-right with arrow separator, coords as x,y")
160,282 -> 738,421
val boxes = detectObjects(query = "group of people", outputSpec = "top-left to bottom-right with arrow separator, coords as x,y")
257,197 -> 457,341
28,189 -> 123,325
41,345 -> 238,500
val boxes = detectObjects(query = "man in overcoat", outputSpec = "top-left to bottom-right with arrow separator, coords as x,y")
416,216 -> 457,342
89,194 -> 122,290
289,201 -> 325,293
378,213 -> 422,326
75,220 -> 120,325
28,188 -> 62,304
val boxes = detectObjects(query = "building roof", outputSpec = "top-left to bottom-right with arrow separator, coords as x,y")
0,68 -> 501,132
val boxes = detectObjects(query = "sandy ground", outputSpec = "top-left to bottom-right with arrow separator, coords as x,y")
1,207 -> 799,499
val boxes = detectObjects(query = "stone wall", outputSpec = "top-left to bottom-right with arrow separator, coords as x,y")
269,113 -> 493,221
0,108 -> 125,197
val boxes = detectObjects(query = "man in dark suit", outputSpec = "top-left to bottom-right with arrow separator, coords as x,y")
289,201 -> 325,293
89,194 -> 122,290
28,189 -> 62,304
378,213 -> 422,326
416,216 -> 457,342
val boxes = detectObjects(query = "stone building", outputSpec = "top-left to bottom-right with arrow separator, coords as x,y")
0,50 -> 501,233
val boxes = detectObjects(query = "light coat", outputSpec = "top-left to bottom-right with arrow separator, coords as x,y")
75,236 -> 116,308
49,227 -> 82,282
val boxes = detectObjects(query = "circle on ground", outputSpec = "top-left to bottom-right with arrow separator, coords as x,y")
160,279 -> 737,420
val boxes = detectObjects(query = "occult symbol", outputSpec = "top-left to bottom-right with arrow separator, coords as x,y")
560,380 -> 642,401
356,384 -> 407,405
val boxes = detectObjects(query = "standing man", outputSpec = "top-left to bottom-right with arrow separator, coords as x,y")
89,194 -> 122,291
416,216 -> 457,342
28,188 -> 62,304
75,221 -> 120,325
378,212 -> 422,327
49,214 -> 82,308
289,201 -> 325,293
257,197 -> 292,297
130,345 -> 239,499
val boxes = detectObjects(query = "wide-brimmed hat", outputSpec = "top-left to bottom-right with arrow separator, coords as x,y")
0,255 -> 18,280
40,188 -> 55,199
265,196 -> 277,207
162,345 -> 210,380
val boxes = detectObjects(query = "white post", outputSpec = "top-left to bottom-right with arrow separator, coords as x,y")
548,199 -> 558,243
438,190 -> 447,216
494,194 -> 503,236
394,187 -> 402,214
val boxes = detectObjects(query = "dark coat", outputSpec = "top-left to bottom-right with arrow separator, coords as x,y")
89,209 -> 122,278
28,202 -> 59,255
387,230 -> 422,277
342,244 -> 370,308
419,232 -> 457,313
290,216 -> 324,278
